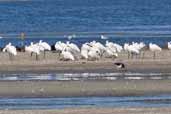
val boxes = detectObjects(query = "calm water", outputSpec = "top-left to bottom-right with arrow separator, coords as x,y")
0,0 -> 171,33
0,72 -> 170,109
0,0 -> 171,46
0,95 -> 171,110
0,72 -> 169,109
0,72 -> 171,81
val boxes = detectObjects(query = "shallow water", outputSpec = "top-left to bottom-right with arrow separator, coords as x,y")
0,95 -> 171,110
0,72 -> 171,81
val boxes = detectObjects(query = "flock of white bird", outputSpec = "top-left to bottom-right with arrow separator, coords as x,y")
2,39 -> 171,61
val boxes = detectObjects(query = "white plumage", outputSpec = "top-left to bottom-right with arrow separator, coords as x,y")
87,47 -> 101,60
100,35 -> 108,40
61,50 -> 75,61
149,43 -> 162,59
39,40 -> 51,51
2,40 -> 167,61
55,41 -> 67,52
149,43 -> 162,52
3,43 -> 17,60
25,42 -> 40,60
168,42 -> 171,50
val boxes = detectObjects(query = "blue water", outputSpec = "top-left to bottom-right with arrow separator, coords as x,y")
0,0 -> 171,47
0,0 -> 171,33
0,95 -> 171,110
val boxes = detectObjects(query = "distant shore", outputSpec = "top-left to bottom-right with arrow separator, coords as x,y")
0,50 -> 171,73
1,108 -> 171,114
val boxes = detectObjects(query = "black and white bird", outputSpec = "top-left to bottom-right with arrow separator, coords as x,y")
114,62 -> 125,69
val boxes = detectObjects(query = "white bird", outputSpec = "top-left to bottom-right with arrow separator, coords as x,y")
38,40 -> 51,58
61,49 -> 75,61
81,49 -> 89,59
87,47 -> 101,60
104,47 -> 118,58
92,41 -> 106,56
106,41 -> 117,52
100,35 -> 108,40
113,43 -> 123,53
81,43 -> 92,59
128,45 -> 140,55
55,41 -> 67,52
149,43 -> 162,59
39,40 -> 51,51
81,43 -> 92,51
66,41 -> 80,53
3,43 -> 17,60
67,34 -> 76,40
168,42 -> 171,50
25,42 -> 40,60
124,43 -> 140,59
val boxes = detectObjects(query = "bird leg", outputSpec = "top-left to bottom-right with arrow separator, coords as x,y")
9,53 -> 12,61
36,54 -> 39,61
31,52 -> 33,57
153,52 -> 156,59
139,51 -> 142,59
43,51 -> 46,59
135,53 -> 138,59
58,52 -> 61,59
128,52 -> 130,59
131,52 -> 133,59
142,51 -> 145,59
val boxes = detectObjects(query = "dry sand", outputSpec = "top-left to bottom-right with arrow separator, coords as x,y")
0,80 -> 170,97
0,50 -> 171,73
1,108 -> 171,114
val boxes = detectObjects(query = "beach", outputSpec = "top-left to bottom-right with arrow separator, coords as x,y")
0,50 -> 171,73
0,108 -> 171,114
0,50 -> 171,112
0,50 -> 170,97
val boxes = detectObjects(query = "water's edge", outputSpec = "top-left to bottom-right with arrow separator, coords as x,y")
0,72 -> 171,81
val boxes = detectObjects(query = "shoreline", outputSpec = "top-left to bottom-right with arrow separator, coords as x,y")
0,50 -> 171,73
1,108 -> 171,114
1,59 -> 171,73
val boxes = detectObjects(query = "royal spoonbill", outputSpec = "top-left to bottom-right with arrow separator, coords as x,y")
38,40 -> 51,58
3,43 -> 17,60
60,49 -> 75,61
149,43 -> 162,59
100,35 -> 108,40
25,42 -> 40,60
168,42 -> 171,50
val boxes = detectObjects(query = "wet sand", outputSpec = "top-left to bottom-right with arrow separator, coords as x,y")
0,51 -> 171,113
1,108 -> 171,114
0,50 -> 171,73
0,80 -> 170,97
0,51 -> 170,97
